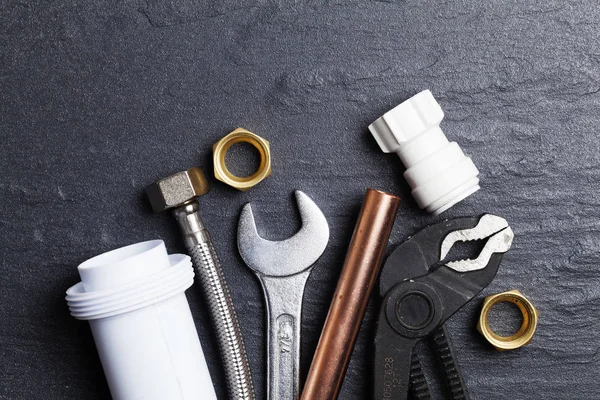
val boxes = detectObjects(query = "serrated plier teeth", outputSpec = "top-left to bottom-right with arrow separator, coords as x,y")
440,214 -> 514,273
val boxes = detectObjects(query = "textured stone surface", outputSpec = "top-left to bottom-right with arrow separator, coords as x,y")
1,1 -> 600,399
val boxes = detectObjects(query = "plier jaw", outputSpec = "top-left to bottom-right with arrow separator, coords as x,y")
374,214 -> 514,400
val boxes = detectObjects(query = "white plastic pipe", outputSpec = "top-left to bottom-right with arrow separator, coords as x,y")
369,90 -> 480,215
66,240 -> 217,400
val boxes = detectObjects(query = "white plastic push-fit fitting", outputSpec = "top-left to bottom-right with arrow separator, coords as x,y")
369,90 -> 480,215
66,240 -> 217,400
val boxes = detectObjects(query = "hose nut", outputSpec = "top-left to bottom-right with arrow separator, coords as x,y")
477,290 -> 538,351
146,167 -> 210,213
213,128 -> 271,191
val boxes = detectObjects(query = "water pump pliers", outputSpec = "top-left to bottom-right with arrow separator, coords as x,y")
374,214 -> 514,400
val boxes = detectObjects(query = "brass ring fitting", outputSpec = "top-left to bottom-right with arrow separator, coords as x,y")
477,290 -> 538,351
213,128 -> 272,191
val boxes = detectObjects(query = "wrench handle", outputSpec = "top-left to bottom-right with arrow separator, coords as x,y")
260,272 -> 310,400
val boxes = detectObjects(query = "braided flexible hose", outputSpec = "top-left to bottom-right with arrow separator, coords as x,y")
174,202 -> 255,400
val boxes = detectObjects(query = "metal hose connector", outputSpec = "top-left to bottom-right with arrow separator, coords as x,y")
174,202 -> 255,400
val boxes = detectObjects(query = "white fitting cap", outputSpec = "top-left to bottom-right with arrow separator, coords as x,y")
369,90 -> 480,214
66,240 -> 217,400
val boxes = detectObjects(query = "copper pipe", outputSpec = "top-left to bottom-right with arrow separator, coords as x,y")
301,188 -> 401,400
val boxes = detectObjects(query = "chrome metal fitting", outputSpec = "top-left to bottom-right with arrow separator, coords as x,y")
146,167 -> 210,213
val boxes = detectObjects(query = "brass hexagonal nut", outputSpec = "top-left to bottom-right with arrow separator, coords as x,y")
477,289 -> 539,351
146,167 -> 210,213
213,128 -> 272,191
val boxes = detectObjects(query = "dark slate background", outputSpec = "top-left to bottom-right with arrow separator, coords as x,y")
2,1 -> 600,399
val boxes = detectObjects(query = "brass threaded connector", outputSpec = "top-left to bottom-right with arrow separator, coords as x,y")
213,128 -> 271,191
477,289 -> 538,351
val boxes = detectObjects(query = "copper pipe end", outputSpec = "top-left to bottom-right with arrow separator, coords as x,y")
301,188 -> 401,400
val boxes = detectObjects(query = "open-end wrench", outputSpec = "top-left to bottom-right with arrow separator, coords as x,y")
238,191 -> 329,400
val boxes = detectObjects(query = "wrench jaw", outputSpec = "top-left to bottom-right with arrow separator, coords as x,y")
237,191 -> 329,277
